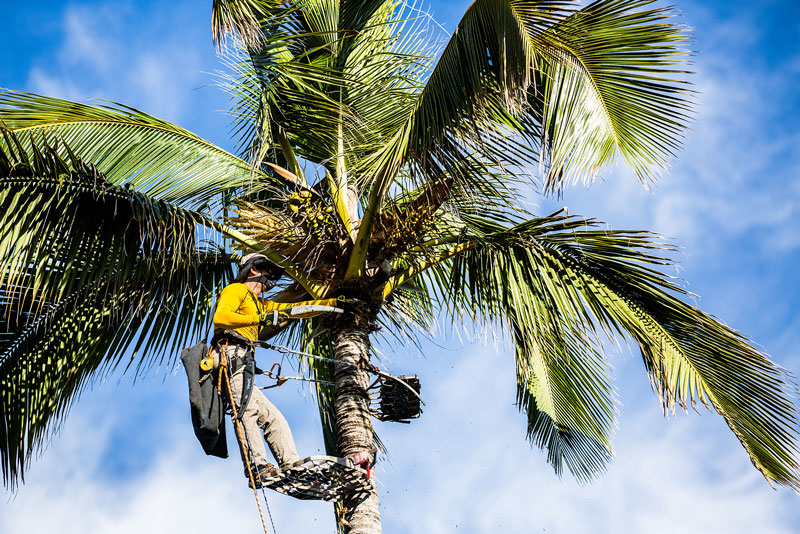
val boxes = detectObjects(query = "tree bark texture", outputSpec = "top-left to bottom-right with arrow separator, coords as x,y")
332,322 -> 380,534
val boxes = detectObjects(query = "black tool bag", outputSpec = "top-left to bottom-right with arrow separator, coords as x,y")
180,303 -> 228,459
181,342 -> 228,458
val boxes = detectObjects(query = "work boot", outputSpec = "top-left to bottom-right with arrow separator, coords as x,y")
247,463 -> 277,489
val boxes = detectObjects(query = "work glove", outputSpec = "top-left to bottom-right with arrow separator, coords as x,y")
259,310 -> 288,326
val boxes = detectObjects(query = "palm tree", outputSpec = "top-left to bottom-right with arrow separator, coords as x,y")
1,0 -> 798,532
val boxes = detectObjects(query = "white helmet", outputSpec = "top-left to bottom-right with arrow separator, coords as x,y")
235,253 -> 284,283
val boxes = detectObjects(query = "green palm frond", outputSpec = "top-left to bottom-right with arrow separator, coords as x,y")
355,0 -> 570,205
277,316 -> 351,534
516,337 -> 615,482
0,132 -> 233,487
0,255 -> 230,489
219,0 -> 428,178
371,284 -> 436,362
0,91 -> 299,208
0,128 -> 212,314
340,0 -> 395,36
537,226 -> 800,489
536,0 -> 693,191
220,45 -> 351,168
435,212 -> 800,488
449,231 -> 617,480
360,0 -> 691,212
212,0 -> 274,48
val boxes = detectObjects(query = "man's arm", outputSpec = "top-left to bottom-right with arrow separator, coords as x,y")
260,297 -> 340,318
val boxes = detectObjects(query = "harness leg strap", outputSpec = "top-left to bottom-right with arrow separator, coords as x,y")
238,356 -> 256,420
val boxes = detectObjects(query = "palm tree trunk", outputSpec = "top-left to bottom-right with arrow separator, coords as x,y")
332,321 -> 380,534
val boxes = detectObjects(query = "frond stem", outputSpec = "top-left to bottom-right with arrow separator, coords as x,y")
275,125 -> 306,184
10,119 -> 312,191
201,217 -> 324,297
381,240 -> 476,299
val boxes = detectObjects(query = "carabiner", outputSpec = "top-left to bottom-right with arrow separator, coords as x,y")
265,362 -> 287,386
268,362 -> 282,380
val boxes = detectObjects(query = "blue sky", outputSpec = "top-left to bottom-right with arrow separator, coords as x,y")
2,1 -> 800,532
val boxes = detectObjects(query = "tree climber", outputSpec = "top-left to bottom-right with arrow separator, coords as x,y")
211,253 -> 340,488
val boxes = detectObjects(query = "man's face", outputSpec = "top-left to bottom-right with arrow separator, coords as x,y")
250,267 -> 272,293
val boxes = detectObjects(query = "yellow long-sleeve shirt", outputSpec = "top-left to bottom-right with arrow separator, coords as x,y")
213,283 -> 338,340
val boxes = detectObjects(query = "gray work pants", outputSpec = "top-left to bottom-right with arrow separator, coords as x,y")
218,343 -> 301,471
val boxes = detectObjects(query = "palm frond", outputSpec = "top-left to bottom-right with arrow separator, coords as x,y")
355,0 -> 569,202
0,128 -> 211,315
0,91 -> 298,209
0,132 -> 233,487
516,337 -> 615,482
219,44 -> 349,169
339,0 -> 396,36
377,284 -> 436,351
449,229 -> 617,480
219,0 -> 429,178
536,0 -> 693,191
212,0 -> 274,48
360,0 -> 692,214
536,223 -> 800,489
437,212 -> 800,488
0,255 -> 230,489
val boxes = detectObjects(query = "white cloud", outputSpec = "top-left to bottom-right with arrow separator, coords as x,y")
377,345 -> 800,533
60,8 -> 114,70
25,4 -> 211,125
130,52 -> 194,121
6,341 -> 798,534
26,69 -> 85,102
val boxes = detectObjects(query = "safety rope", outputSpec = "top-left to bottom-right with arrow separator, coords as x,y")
218,347 -> 274,534
255,341 -> 351,368
255,340 -> 425,406
260,375 -> 335,389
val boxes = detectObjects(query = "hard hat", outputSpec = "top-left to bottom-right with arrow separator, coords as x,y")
236,253 -> 285,282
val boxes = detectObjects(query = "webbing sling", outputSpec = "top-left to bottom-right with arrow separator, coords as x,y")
232,289 -> 268,419
238,354 -> 256,420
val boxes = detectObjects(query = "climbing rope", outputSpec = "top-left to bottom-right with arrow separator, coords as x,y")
218,349 -> 276,534
258,362 -> 334,390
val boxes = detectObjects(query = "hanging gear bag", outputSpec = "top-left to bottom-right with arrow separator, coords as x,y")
180,302 -> 229,458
